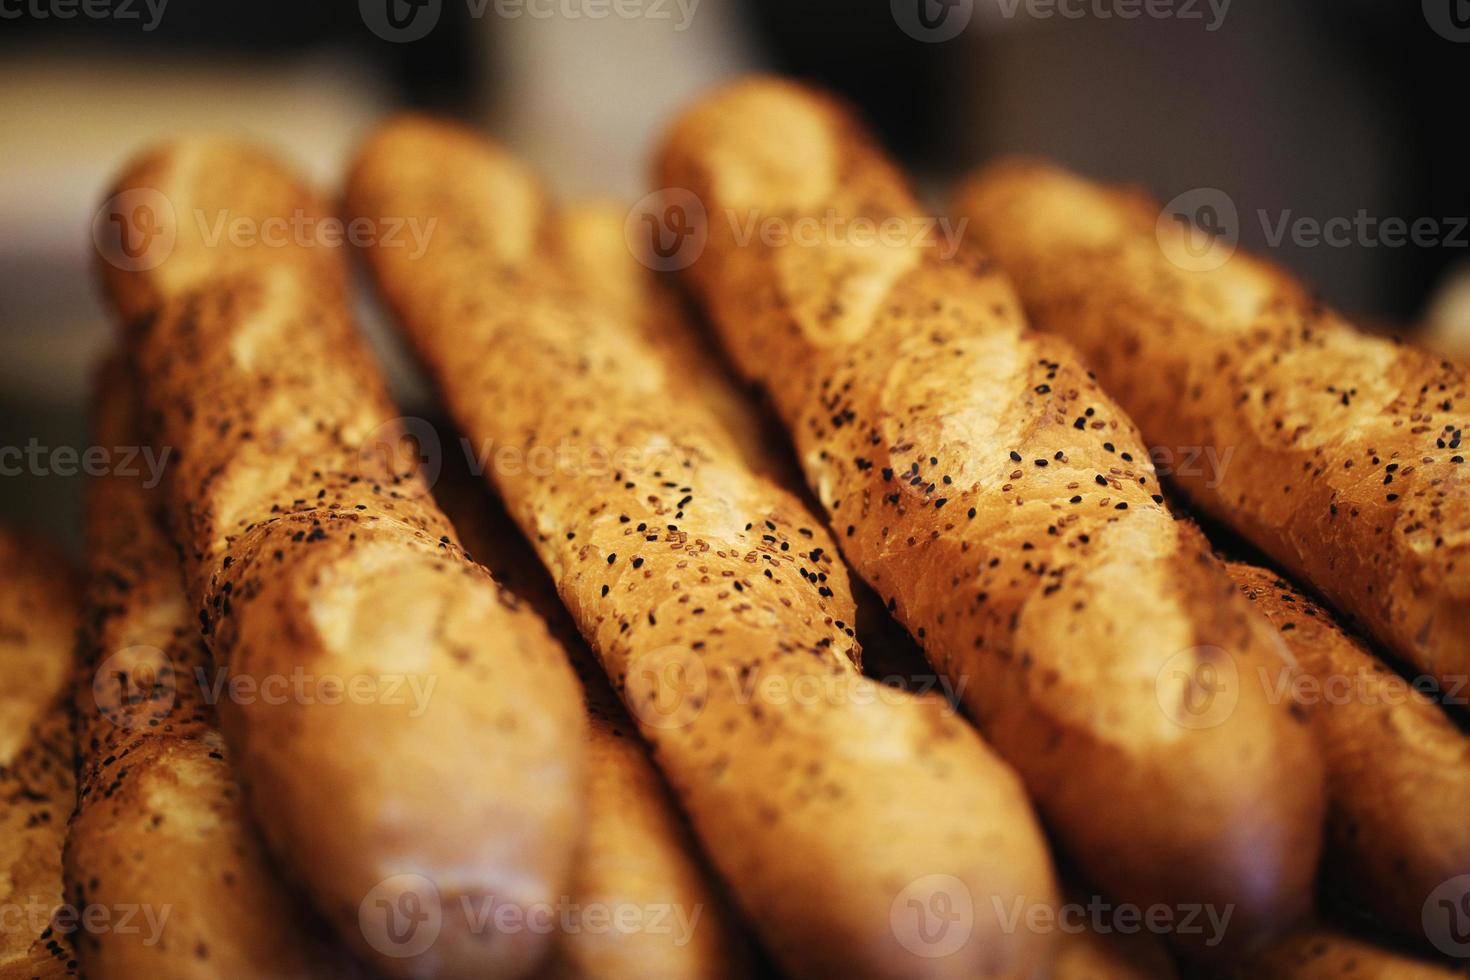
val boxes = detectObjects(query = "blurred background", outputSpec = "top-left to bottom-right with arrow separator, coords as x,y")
2,0 -> 1468,545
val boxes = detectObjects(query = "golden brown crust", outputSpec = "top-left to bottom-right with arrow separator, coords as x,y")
954,160 -> 1470,690
433,443 -> 752,980
0,530 -> 78,980
66,356 -> 348,979
348,115 -> 1060,980
1228,926 -> 1469,979
556,201 -> 797,486
1227,560 -> 1470,941
657,76 -> 1326,955
95,140 -> 587,980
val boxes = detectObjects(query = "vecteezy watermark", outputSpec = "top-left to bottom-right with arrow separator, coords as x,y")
1148,444 -> 1234,489
993,895 -> 1235,947
193,666 -> 439,718
91,646 -> 439,729
892,0 -> 975,43
0,0 -> 168,31
360,416 -> 445,491
988,0 -> 1231,31
1157,188 -> 1470,271
891,875 -> 976,958
1257,664 -> 1468,710
1423,875 -> 1470,958
0,440 -> 171,487
359,0 -> 700,43
358,875 -> 706,960
888,881 -> 1235,957
1155,643 -> 1470,729
93,191 -> 437,272
625,188 -> 708,272
0,899 -> 172,947
1156,187 -> 1240,272
624,189 -> 970,272
1258,210 -> 1470,250
92,645 -> 178,731
1155,645 -> 1240,730
1423,0 -> 1470,42
894,0 -> 1230,42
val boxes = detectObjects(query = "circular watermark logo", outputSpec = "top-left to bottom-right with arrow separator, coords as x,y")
360,0 -> 442,42
1423,874 -> 1470,957
361,416 -> 443,490
892,0 -> 975,42
91,645 -> 177,730
360,873 -> 444,959
625,188 -> 708,272
93,188 -> 177,272
1155,645 -> 1239,730
623,644 -> 709,730
1424,0 -> 1470,41
891,874 -> 975,958
1156,187 -> 1239,272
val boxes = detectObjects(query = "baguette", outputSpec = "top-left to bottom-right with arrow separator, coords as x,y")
432,432 -> 751,980
66,356 -> 345,978
347,116 -> 1060,980
657,76 -> 1326,955
954,161 -> 1470,690
1226,560 -> 1470,942
95,141 -> 587,979
0,529 -> 78,979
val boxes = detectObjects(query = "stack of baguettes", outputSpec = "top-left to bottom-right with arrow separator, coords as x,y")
1,70 -> 1451,980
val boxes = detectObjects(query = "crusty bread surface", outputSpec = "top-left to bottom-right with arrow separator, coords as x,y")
433,430 -> 752,980
96,140 -> 587,980
0,529 -> 78,980
657,76 -> 1326,955
67,357 -> 348,979
1227,560 -> 1470,942
955,160 -> 1470,690
348,115 -> 1061,980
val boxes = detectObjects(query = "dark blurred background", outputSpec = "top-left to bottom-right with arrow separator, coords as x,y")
2,0 -> 1467,544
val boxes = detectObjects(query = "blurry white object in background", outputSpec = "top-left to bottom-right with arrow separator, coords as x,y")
485,0 -> 761,198
0,48 -> 394,409
1423,261 -> 1470,364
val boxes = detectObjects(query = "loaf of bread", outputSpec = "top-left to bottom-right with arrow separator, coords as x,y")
95,141 -> 587,980
954,161 -> 1470,691
657,76 -> 1325,955
348,116 -> 1060,980
0,529 -> 78,979
432,435 -> 751,980
1227,560 -> 1470,941
67,356 -> 346,979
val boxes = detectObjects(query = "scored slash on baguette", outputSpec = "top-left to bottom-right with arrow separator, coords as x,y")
67,356 -> 349,979
953,160 -> 1470,696
346,116 -> 1061,980
94,140 -> 588,980
1226,560 -> 1470,945
0,529 -> 78,980
656,76 -> 1327,957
